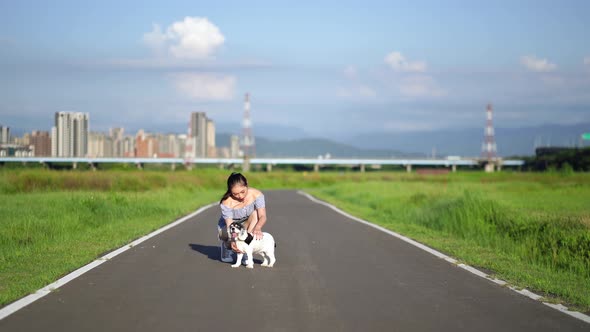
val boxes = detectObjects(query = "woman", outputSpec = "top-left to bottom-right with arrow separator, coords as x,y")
218,172 -> 267,263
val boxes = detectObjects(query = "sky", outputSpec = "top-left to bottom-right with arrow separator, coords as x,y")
1,0 -> 589,140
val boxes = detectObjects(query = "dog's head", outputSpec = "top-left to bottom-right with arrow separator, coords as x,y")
229,222 -> 248,241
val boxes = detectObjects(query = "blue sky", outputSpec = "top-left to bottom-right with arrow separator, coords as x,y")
1,0 -> 589,139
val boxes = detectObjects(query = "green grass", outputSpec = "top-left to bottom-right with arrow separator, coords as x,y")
0,188 -> 220,305
1,169 -> 590,313
0,168 -> 353,306
306,173 -> 590,311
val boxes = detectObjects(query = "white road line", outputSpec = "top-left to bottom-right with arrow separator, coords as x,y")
298,191 -> 590,325
0,203 -> 216,321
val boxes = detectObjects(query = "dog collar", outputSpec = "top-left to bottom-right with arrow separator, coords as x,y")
245,233 -> 254,245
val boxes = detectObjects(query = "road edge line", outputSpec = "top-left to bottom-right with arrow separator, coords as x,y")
298,191 -> 590,325
0,202 -> 216,321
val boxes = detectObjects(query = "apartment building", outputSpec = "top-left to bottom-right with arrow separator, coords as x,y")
51,112 -> 89,157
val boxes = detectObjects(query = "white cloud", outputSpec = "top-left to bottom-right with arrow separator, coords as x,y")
384,51 -> 427,73
141,18 -> 232,101
358,85 -> 377,98
398,75 -> 446,98
344,65 -> 358,78
337,85 -> 377,99
171,73 -> 235,100
520,55 -> 557,72
380,53 -> 445,98
143,17 -> 225,60
142,24 -> 168,55
585,56 -> 590,69
339,65 -> 376,99
101,57 -> 270,70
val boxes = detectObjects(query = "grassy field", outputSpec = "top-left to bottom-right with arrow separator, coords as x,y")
307,172 -> 590,312
1,169 -> 589,312
0,168 -> 373,306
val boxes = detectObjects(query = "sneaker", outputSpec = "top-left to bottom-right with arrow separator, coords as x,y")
220,243 -> 233,263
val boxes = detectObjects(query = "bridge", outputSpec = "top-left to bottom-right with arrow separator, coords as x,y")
0,156 -> 524,172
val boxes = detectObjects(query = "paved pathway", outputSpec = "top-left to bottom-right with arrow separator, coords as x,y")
0,190 -> 587,331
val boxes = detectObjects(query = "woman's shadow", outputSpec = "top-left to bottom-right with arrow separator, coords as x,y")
188,243 -> 263,264
188,244 -> 220,261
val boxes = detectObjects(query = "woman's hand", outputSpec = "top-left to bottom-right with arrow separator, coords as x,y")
230,241 -> 242,253
252,227 -> 263,240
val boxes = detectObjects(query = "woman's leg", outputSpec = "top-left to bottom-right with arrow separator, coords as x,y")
218,225 -> 230,243
218,225 -> 233,262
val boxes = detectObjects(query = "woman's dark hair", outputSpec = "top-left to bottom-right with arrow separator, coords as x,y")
220,172 -> 248,203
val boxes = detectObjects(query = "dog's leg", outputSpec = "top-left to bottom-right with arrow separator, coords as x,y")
245,247 -> 254,269
267,246 -> 276,267
261,252 -> 269,267
231,252 -> 243,268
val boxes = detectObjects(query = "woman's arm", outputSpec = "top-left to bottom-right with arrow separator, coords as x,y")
225,218 -> 233,228
248,207 -> 266,240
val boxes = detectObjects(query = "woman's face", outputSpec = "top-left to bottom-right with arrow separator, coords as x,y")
231,184 -> 248,202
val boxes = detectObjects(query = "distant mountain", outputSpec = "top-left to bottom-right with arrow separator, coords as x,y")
215,122 -> 309,141
216,134 -> 423,158
343,123 -> 590,157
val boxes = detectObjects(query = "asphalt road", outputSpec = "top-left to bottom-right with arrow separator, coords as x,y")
0,190 -> 587,331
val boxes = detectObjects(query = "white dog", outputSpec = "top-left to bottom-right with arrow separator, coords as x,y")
229,222 -> 276,269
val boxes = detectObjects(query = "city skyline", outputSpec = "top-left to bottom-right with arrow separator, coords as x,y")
0,110 -> 244,159
1,1 -> 589,142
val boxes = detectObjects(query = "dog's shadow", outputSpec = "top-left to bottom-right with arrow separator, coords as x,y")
188,243 -> 262,264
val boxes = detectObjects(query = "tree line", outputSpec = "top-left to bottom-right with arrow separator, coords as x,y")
517,147 -> 590,172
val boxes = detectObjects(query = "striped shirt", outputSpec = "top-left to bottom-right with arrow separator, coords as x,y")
218,194 -> 265,227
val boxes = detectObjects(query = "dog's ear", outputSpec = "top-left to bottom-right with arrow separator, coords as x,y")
238,228 -> 248,240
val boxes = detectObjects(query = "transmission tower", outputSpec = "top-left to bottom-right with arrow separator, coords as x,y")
241,93 -> 256,158
481,103 -> 497,161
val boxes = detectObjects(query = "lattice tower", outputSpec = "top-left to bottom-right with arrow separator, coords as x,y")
241,93 -> 256,157
481,103 -> 498,161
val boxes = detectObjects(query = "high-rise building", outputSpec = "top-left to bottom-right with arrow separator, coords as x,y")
0,125 -> 10,144
206,119 -> 216,157
178,134 -> 188,158
156,133 -> 179,158
52,112 -> 89,157
30,131 -> 51,156
168,134 -> 183,158
218,146 -> 230,158
88,132 -> 104,157
51,127 -> 57,156
110,127 -> 125,157
13,134 -> 30,146
190,112 -> 208,158
122,136 -> 135,157
230,135 -> 240,158
135,129 -> 158,158
88,132 -> 114,157
110,127 -> 124,140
